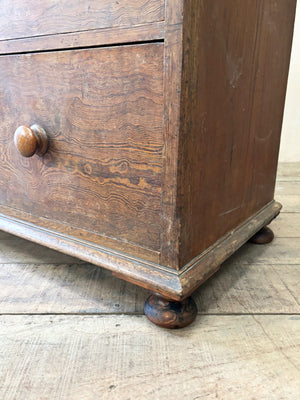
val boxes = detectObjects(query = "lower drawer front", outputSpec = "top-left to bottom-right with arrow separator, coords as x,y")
0,43 -> 164,251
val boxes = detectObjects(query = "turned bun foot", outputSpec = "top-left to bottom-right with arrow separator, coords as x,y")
249,226 -> 274,244
144,294 -> 198,329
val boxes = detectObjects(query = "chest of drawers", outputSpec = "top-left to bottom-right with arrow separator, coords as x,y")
0,0 -> 296,328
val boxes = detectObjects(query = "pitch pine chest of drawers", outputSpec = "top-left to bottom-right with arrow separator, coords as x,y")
0,1 -> 296,328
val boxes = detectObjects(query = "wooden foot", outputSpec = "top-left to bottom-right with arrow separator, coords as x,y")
249,226 -> 274,244
144,294 -> 197,329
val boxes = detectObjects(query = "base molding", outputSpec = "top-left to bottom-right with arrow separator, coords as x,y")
0,201 -> 281,300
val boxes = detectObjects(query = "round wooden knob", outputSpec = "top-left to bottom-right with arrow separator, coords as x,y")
14,124 -> 48,157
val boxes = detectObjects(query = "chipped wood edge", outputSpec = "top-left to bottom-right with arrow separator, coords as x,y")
0,200 -> 281,300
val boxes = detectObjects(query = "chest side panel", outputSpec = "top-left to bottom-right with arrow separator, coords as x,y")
178,0 -> 296,267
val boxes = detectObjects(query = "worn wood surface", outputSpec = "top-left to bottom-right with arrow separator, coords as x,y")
0,0 -> 295,285
0,199 -> 283,301
159,0 -> 184,269
0,238 -> 298,314
272,213 -> 300,236
0,22 -> 165,55
0,0 -> 164,41
276,181 -> 300,212
0,315 -> 299,400
277,162 -> 300,181
0,163 -> 299,398
0,260 -> 299,315
177,0 -> 296,267
0,44 -> 163,254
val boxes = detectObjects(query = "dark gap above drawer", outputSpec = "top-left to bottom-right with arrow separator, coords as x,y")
0,22 -> 165,56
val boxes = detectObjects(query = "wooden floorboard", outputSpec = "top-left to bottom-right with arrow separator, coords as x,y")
0,315 -> 299,400
0,162 -> 299,399
0,236 -> 83,264
276,162 -> 300,181
271,213 -> 300,236
275,181 -> 300,212
0,262 -> 299,315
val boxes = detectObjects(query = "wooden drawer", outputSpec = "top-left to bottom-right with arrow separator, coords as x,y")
0,0 -> 164,41
0,43 -> 164,252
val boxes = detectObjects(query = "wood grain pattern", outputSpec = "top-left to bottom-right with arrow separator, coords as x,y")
197,262 -> 300,315
229,237 -> 300,266
0,166 -> 299,315
0,163 -> 299,397
0,0 -> 164,41
176,0 -> 296,268
0,0 -> 296,306
0,200 -> 282,301
159,0 -> 184,268
0,22 -> 165,55
0,236 -> 81,264
0,205 -> 160,263
0,315 -> 299,399
0,260 -> 299,315
0,44 -> 164,252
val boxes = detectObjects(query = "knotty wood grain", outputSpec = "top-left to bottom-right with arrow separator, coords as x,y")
0,315 -> 299,400
0,44 -> 164,252
0,0 -> 164,41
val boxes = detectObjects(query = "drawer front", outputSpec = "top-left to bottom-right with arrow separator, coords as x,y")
0,44 -> 163,251
0,0 -> 164,41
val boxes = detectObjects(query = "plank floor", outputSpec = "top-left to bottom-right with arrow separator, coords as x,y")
0,163 -> 299,400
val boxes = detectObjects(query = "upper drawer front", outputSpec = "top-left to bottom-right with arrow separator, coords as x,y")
0,0 -> 165,41
0,44 -> 163,251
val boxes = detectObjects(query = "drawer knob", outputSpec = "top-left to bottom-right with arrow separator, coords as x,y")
14,124 -> 48,157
